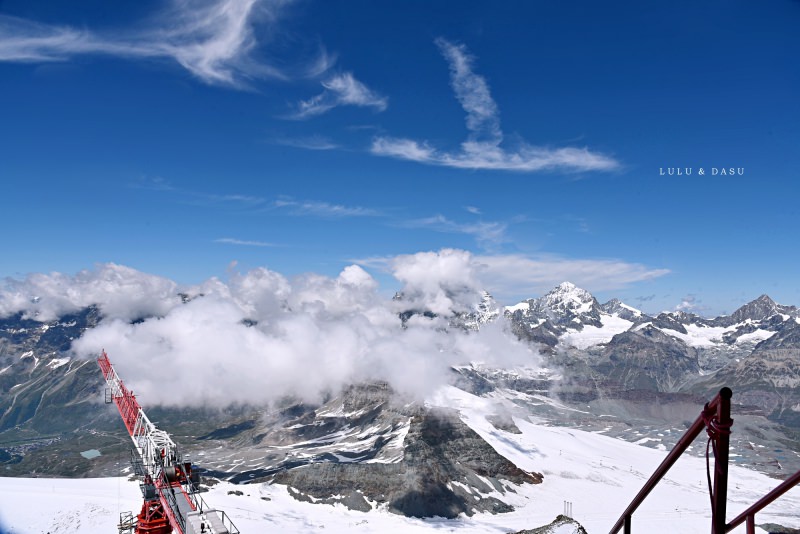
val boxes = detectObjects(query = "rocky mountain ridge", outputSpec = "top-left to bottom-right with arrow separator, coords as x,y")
505,284 -> 799,352
498,283 -> 800,451
2,284 -> 800,518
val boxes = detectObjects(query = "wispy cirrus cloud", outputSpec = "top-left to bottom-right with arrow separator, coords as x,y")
291,72 -> 387,119
178,191 -> 267,209
402,215 -> 508,249
131,177 -> 268,210
270,135 -> 340,150
272,198 -> 382,217
437,38 -> 501,145
130,176 -> 177,192
134,179 -> 378,218
355,249 -> 669,304
0,0 -> 296,87
371,38 -> 619,173
215,237 -> 277,247
475,254 -> 669,300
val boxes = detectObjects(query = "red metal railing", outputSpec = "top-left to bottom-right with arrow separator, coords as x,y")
609,387 -> 733,534
610,387 -> 800,534
725,468 -> 800,533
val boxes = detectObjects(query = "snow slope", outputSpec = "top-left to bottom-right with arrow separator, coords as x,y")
0,476 -> 141,534
560,314 -> 633,349
1,388 -> 799,533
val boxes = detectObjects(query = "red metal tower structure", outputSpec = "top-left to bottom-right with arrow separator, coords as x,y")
98,350 -> 240,534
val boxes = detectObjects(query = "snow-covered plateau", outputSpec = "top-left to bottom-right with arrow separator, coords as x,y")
1,386 -> 798,534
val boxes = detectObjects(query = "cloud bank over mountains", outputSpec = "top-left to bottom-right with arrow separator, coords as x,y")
0,249 -> 669,407
1,253 -> 543,407
0,264 -> 181,322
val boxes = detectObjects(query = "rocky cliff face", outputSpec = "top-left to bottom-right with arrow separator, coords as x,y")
599,298 -> 643,322
719,294 -> 798,327
0,307 -> 107,434
597,325 -> 700,393
271,403 -> 542,517
696,320 -> 800,425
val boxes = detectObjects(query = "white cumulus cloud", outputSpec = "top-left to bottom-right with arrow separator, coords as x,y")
0,258 -> 541,407
356,249 -> 670,305
61,261 -> 538,406
391,249 -> 484,316
0,263 -> 180,322
1,251 -> 666,408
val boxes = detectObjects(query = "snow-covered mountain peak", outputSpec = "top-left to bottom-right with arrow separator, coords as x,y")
549,281 -> 592,300
540,281 -> 596,312
556,281 -> 578,291
600,298 -> 643,320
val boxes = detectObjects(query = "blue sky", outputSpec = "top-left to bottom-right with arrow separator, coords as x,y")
1,0 -> 798,316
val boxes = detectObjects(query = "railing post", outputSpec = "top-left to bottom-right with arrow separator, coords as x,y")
624,514 -> 631,534
746,515 -> 755,534
712,387 -> 733,534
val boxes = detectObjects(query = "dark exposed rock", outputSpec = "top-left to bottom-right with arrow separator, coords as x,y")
511,514 -> 589,533
722,295 -> 796,326
757,523 -> 800,534
651,312 -> 688,335
198,420 -> 257,440
450,366 -> 496,395
0,306 -> 106,434
600,298 -> 646,323
598,325 -> 699,392
271,406 -> 542,518
508,317 -> 560,349
486,413 -> 522,434
754,320 -> 800,352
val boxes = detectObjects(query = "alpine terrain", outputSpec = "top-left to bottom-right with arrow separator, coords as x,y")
1,282 -> 800,531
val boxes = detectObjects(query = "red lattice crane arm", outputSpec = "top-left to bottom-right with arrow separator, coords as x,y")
98,350 -> 240,534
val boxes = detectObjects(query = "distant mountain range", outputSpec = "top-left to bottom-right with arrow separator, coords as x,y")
504,281 -> 798,352
2,283 -> 800,519
500,283 -> 800,410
